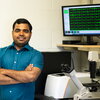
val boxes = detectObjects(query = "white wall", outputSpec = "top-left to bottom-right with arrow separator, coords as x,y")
93,0 -> 100,3
0,0 -> 82,52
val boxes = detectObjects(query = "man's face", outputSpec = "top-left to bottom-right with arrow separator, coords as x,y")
12,23 -> 32,47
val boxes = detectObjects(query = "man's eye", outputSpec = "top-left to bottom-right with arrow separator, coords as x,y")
14,29 -> 20,32
23,29 -> 30,33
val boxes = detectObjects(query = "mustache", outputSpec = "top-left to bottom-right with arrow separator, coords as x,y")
17,36 -> 26,38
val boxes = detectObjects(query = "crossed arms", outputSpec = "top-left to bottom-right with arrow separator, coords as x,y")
0,64 -> 41,85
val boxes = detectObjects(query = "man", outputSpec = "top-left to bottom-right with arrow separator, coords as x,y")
0,18 -> 44,100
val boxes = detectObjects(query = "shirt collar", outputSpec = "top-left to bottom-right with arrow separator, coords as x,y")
8,42 -> 32,51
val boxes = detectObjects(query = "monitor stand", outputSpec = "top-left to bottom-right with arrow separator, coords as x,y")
87,36 -> 96,45
77,36 -> 97,45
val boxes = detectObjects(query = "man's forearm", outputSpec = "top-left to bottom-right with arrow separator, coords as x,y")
3,69 -> 34,83
0,65 -> 41,83
0,74 -> 21,85
0,69 -> 31,83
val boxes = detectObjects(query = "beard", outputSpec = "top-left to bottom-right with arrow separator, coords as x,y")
14,41 -> 28,48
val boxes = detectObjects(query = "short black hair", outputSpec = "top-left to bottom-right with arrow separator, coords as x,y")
13,18 -> 32,32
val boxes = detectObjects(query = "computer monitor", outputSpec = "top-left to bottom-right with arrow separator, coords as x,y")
62,4 -> 100,44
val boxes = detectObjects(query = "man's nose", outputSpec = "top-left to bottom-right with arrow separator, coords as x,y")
19,31 -> 24,35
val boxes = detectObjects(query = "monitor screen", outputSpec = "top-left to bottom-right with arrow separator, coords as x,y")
62,4 -> 100,36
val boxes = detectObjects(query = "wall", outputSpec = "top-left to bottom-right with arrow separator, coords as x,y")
93,0 -> 100,3
0,0 -> 82,52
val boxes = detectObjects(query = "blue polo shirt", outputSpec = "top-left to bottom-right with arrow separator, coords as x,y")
0,43 -> 44,100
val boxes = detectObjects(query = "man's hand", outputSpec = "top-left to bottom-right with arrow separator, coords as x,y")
25,64 -> 33,71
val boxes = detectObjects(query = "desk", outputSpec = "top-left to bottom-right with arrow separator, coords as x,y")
57,44 -> 100,75
57,44 -> 100,51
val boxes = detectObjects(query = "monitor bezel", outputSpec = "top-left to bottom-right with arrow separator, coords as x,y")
62,4 -> 100,36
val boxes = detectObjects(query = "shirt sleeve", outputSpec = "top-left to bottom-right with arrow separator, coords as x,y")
30,51 -> 44,70
0,48 -> 1,67
0,48 -> 4,67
